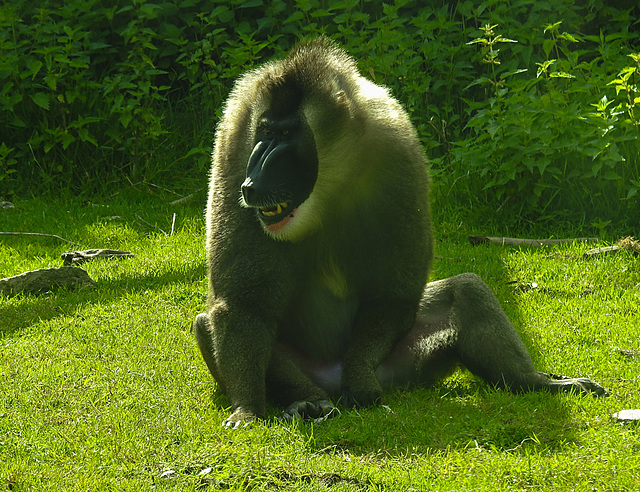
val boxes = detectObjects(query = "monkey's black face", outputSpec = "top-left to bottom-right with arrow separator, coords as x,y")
241,111 -> 318,237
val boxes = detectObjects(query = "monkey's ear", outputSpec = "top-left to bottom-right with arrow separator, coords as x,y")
333,90 -> 352,116
334,90 -> 347,105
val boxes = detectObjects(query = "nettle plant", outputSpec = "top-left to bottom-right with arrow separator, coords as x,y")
451,22 -> 639,223
609,53 -> 640,136
583,52 -> 640,202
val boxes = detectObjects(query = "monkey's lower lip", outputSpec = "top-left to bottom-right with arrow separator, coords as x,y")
257,202 -> 297,232
258,202 -> 297,227
263,214 -> 294,233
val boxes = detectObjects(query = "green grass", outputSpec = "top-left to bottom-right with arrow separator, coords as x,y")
1,194 -> 639,491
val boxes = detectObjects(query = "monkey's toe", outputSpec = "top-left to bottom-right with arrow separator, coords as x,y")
222,408 -> 258,429
571,378 -> 609,397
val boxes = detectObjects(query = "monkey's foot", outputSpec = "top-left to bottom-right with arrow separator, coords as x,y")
341,383 -> 382,408
222,408 -> 258,429
281,399 -> 336,423
539,372 -> 609,397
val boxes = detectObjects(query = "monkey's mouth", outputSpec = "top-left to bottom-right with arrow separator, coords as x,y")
257,201 -> 299,233
259,201 -> 290,220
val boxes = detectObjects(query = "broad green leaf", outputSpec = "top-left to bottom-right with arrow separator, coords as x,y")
549,71 -> 575,78
30,92 -> 50,110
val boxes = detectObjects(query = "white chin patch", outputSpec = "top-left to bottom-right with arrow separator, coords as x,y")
261,198 -> 318,242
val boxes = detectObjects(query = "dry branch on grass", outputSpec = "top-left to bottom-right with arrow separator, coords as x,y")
0,231 -> 79,245
583,236 -> 640,259
468,236 -> 600,247
468,234 -> 640,259
61,249 -> 134,266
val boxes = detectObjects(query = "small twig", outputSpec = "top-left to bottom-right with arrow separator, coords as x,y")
135,215 -> 166,234
169,191 -> 201,206
61,249 -> 134,266
583,245 -> 622,258
144,181 -> 182,196
0,231 -> 80,246
170,213 -> 177,236
505,437 -> 536,453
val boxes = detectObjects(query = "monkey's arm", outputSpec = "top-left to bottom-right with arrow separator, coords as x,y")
194,305 -> 275,427
341,299 -> 418,407
196,308 -> 336,424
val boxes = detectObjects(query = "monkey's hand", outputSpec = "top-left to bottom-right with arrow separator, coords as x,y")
539,372 -> 609,397
281,399 -> 336,423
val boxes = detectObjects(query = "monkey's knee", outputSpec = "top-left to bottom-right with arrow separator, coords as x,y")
448,272 -> 495,301
420,273 -> 495,318
193,312 -> 211,351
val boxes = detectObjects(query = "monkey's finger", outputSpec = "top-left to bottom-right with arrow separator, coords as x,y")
282,399 -> 336,422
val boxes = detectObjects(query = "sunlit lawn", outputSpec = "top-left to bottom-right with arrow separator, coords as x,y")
1,195 -> 638,491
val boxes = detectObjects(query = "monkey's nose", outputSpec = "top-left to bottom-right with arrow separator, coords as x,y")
241,177 -> 262,207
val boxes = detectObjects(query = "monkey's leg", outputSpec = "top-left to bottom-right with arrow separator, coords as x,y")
342,299 -> 419,407
196,312 -> 335,423
193,307 -> 275,428
413,273 -> 608,396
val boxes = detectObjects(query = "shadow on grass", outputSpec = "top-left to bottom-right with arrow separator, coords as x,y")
0,194 -> 208,337
0,263 -> 207,338
300,382 -> 584,455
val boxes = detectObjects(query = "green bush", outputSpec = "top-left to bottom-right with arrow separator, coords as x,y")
0,0 -> 638,230
0,0 -> 278,194
447,18 -> 640,230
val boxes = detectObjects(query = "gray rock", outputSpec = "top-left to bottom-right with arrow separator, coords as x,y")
0,267 -> 96,296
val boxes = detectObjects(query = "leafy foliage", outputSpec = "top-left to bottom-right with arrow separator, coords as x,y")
0,0 -> 638,230
449,17 -> 640,231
